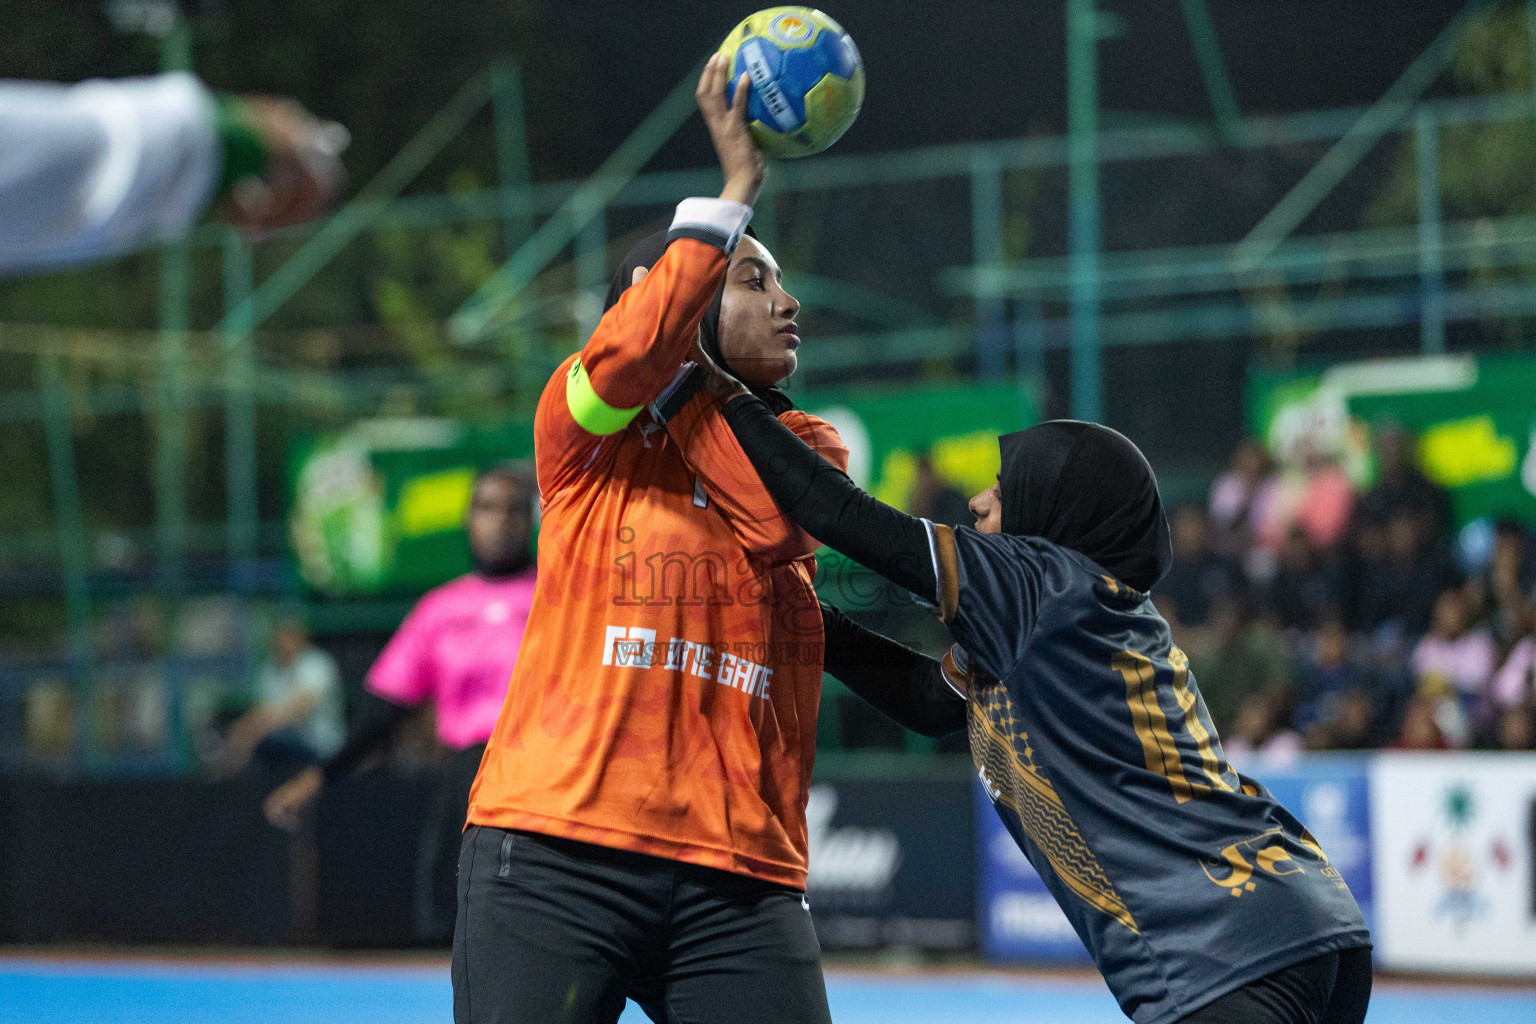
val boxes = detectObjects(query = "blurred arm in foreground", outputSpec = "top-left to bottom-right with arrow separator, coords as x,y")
0,71 -> 346,277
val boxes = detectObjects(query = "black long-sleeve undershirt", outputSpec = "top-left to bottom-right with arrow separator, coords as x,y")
819,601 -> 966,738
722,394 -> 938,601
714,392 -> 964,736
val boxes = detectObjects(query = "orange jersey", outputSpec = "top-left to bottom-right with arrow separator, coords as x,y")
467,206 -> 848,889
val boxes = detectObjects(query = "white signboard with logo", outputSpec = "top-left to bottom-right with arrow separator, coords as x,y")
1370,753 -> 1536,975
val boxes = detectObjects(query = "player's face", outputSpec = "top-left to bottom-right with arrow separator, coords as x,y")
970,477 -> 1004,534
466,474 -> 533,574
716,236 -> 800,386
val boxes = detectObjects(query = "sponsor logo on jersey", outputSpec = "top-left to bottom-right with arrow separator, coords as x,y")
602,625 -> 658,668
1201,827 -> 1343,898
601,623 -> 774,697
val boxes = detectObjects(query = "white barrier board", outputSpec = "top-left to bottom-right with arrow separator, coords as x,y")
1370,753 -> 1536,974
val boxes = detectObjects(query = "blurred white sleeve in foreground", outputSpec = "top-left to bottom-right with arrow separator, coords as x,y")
0,71 -> 219,277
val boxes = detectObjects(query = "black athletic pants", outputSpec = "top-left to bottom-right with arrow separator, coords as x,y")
1178,947 -> 1373,1024
452,825 -> 832,1024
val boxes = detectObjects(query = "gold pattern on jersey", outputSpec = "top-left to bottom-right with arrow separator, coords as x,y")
969,679 -> 1140,935
1200,827 -> 1346,898
1115,648 -> 1237,803
1168,646 -> 1235,795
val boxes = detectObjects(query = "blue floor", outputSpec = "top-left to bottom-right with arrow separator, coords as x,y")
1,960 -> 1532,1024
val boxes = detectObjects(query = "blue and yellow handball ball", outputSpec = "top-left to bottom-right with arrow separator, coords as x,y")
718,7 -> 864,159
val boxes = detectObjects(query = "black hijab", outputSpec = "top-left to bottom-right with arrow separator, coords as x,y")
604,228 -> 794,414
996,420 -> 1172,593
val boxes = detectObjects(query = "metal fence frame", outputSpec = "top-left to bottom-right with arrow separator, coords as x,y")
8,1 -> 1536,774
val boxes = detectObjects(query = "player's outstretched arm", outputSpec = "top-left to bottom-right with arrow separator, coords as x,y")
716,388 -> 938,601
821,602 -> 967,736
709,365 -> 1043,685
661,381 -> 849,559
700,52 -> 765,209
559,55 -> 765,441
0,74 -> 345,277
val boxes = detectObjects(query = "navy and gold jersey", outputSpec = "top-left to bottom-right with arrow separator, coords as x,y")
929,525 -> 1370,1024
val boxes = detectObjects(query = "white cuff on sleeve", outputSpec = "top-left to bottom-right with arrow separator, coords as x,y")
940,645 -> 974,701
667,197 -> 753,253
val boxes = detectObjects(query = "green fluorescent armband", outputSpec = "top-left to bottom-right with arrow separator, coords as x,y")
566,360 -> 643,436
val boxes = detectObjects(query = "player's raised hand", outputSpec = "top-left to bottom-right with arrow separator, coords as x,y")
224,96 -> 348,234
697,54 -> 764,208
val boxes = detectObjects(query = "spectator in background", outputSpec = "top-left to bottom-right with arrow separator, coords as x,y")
1263,526 -> 1337,633
1209,439 -> 1278,558
1469,519 -> 1535,646
1294,446 -> 1356,553
221,618 -> 344,776
1183,595 -> 1292,734
1412,589 -> 1495,701
1493,519 -> 1536,592
1390,693 -> 1451,750
1311,689 -> 1378,751
1357,423 -> 1452,543
1356,509 -> 1460,636
1410,589 -> 1495,746
1158,505 -> 1244,629
1362,618 -> 1417,735
1490,602 -> 1536,715
908,450 -> 972,528
1223,690 -> 1304,765
1296,451 -> 1357,555
1338,516 -> 1390,634
1256,441 -> 1355,562
1293,614 -> 1371,736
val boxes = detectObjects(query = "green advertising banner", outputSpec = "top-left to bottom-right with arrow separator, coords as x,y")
1247,353 -> 1536,527
289,381 -> 1034,598
798,380 -> 1034,511
289,419 -> 534,596
799,380 -> 1035,614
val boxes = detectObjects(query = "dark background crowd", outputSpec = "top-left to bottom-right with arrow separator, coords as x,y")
1155,427 -> 1536,759
878,425 -> 1536,760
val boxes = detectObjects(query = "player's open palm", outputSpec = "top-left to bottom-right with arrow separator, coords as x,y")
697,54 -> 764,207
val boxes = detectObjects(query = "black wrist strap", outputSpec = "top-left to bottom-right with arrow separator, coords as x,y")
649,363 -> 704,425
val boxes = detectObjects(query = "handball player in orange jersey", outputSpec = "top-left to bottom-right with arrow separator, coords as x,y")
451,55 -> 957,1024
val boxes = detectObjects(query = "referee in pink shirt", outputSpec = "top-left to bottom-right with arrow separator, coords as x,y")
265,462 -> 538,942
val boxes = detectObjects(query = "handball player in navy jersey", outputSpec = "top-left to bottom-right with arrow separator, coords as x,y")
688,361 -> 1371,1024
